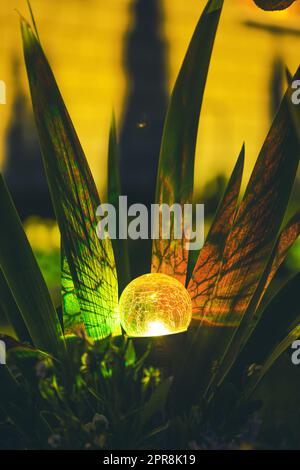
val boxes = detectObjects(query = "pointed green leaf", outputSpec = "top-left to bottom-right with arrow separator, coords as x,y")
200,71 -> 299,399
205,69 -> 300,329
287,67 -> 300,149
172,148 -> 244,400
0,175 -> 65,358
208,210 -> 300,394
188,146 -> 244,322
0,333 -> 51,360
258,209 -> 300,301
21,18 -> 120,339
151,0 -> 224,284
0,269 -> 31,343
26,0 -> 40,42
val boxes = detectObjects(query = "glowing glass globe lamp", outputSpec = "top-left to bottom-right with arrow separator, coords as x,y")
119,273 -> 192,337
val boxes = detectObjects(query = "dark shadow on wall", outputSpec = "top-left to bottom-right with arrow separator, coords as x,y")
119,0 -> 168,278
119,0 -> 168,206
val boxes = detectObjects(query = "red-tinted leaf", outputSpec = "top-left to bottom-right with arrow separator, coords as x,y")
188,146 -> 244,324
206,71 -> 299,328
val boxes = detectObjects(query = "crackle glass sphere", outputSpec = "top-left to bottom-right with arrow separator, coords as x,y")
119,273 -> 192,337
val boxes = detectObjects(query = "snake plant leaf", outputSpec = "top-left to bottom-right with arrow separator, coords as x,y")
188,145 -> 244,322
201,72 -> 300,399
232,273 -> 300,399
21,18 -> 120,339
0,269 -> 31,343
151,0 -> 224,285
287,67 -> 300,149
206,70 -> 300,330
26,0 -> 40,42
258,209 -> 300,301
107,114 -> 131,295
285,67 -> 293,90
172,148 -> 243,401
207,209 -> 300,392
0,333 -> 51,361
0,175 -> 65,359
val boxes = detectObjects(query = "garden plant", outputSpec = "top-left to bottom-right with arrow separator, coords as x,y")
0,0 -> 300,450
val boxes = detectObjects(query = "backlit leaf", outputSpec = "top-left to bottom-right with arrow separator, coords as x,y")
205,70 -> 300,328
188,146 -> 244,323
0,175 -> 65,359
258,209 -> 300,301
207,207 -> 300,393
0,333 -> 51,361
151,0 -> 224,285
198,72 -> 299,400
21,18 -> 120,340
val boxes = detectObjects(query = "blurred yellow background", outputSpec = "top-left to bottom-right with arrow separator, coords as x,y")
0,0 -> 300,196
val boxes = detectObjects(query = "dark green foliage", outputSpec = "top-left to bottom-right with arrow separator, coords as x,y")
0,337 -> 171,449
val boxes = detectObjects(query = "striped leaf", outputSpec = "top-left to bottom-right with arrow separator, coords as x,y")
207,208 -> 300,394
21,18 -> 120,339
205,70 -> 300,330
0,175 -> 65,359
188,146 -> 244,324
151,0 -> 224,285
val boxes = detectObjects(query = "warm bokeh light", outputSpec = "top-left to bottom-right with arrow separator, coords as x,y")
119,273 -> 192,337
24,217 -> 60,252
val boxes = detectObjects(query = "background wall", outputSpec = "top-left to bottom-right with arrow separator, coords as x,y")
1,0 -> 300,201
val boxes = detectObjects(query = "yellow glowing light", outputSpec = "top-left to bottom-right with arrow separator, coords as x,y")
119,273 -> 192,337
146,321 -> 170,337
